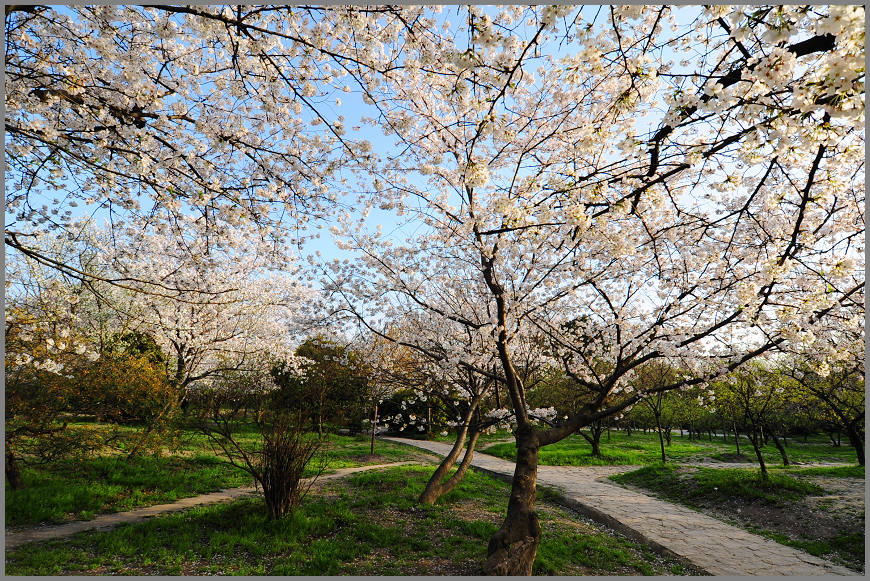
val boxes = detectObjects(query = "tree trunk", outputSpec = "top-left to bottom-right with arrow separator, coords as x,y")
770,432 -> 789,466
421,393 -> 485,504
484,428 -> 541,575
654,413 -> 666,463
370,402 -> 378,456
317,410 -> 323,439
6,448 -> 24,490
579,421 -> 602,458
420,430 -> 481,504
845,424 -> 865,466
748,429 -> 768,480
733,422 -> 741,455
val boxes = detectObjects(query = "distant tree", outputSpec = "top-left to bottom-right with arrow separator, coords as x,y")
632,362 -> 682,462
289,337 -> 367,437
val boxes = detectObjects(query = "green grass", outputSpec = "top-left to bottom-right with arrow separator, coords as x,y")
318,434 -> 431,469
484,431 -> 723,466
6,454 -> 253,526
774,464 -> 865,478
6,466 -> 697,576
610,464 -> 865,572
610,464 -> 824,505
745,527 -> 865,569
483,430 -> 861,467
6,427 -> 425,527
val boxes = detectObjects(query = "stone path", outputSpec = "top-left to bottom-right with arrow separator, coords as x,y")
385,437 -> 858,576
5,461 -> 417,551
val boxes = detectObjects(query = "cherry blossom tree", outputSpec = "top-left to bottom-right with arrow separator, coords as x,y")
97,225 -> 313,399
4,4 -> 423,293
785,318 -> 865,465
5,4 -> 864,574
329,5 -> 864,574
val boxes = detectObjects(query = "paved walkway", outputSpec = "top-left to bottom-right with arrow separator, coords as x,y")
384,437 -> 858,576
5,462 -> 417,551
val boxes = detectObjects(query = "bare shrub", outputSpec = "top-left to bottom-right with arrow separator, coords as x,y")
194,367 -> 325,519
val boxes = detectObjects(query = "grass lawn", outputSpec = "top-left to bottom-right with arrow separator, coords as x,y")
610,464 -> 865,572
6,423 -> 433,528
6,466 -> 702,575
483,430 -> 861,467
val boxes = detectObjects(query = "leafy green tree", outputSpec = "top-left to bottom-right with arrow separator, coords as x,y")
789,360 -> 865,465
275,336 -> 367,437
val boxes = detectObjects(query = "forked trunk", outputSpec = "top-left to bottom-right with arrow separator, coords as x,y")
420,430 -> 481,504
421,393 -> 484,504
484,429 -> 541,575
579,424 -> 602,458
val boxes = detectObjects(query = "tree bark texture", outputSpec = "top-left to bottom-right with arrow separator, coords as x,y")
484,430 -> 541,575
845,425 -> 865,466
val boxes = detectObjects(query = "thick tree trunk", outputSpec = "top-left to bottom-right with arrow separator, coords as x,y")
770,432 -> 790,466
484,428 -> 541,575
6,448 -> 24,490
420,430 -> 481,504
845,425 -> 865,466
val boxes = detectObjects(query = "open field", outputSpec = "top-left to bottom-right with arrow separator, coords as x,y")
482,430 -> 862,466
6,425 -> 433,528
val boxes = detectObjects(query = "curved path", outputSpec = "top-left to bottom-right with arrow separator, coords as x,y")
5,461 -> 417,551
384,437 -> 858,576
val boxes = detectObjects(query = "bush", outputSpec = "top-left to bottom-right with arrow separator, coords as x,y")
194,368 -> 325,519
